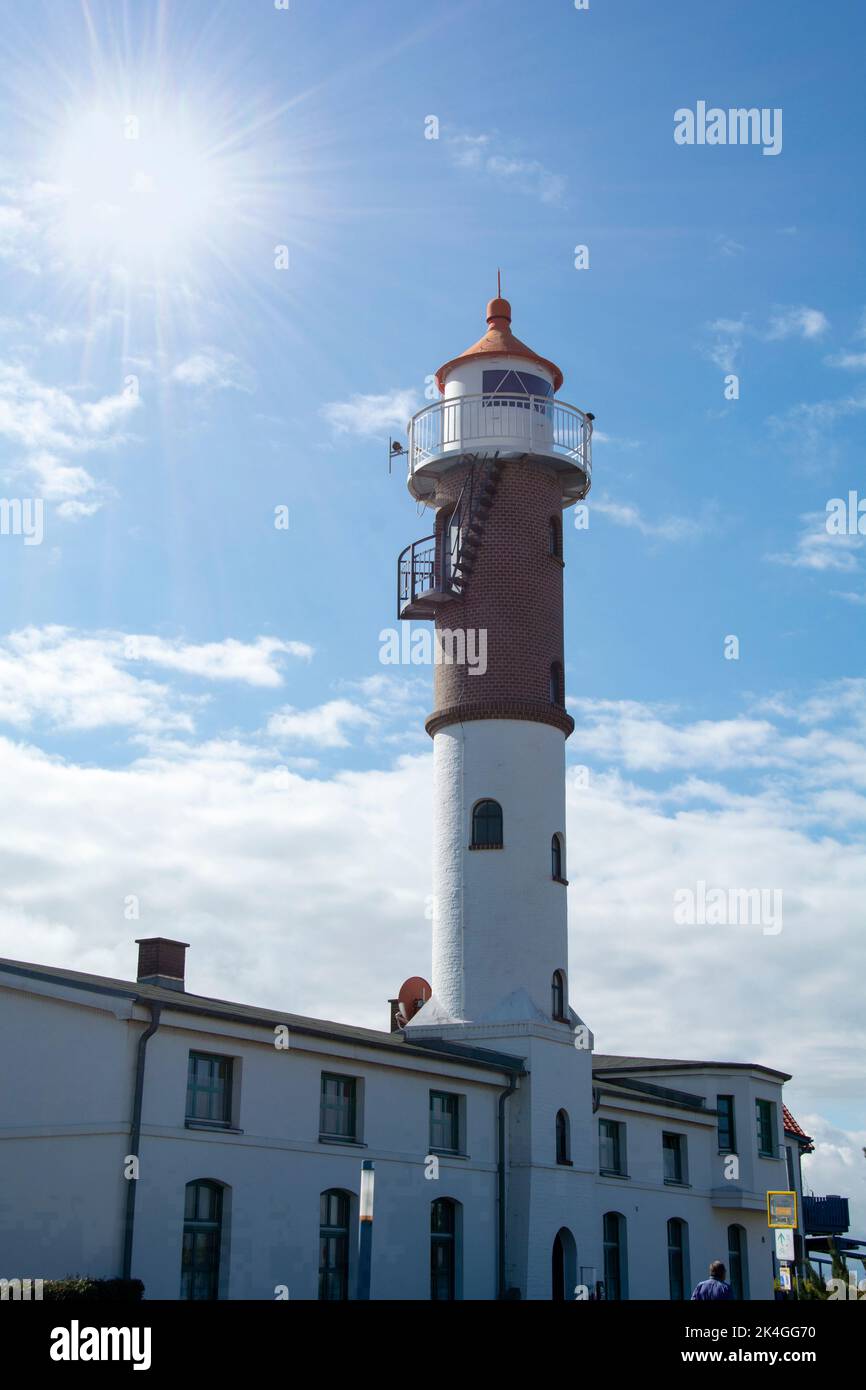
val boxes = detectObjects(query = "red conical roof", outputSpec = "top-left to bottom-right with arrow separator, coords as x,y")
435,296 -> 563,394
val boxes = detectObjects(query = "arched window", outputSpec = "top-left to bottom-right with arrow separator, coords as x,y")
555,1109 -> 571,1165
548,516 -> 562,559
603,1212 -> 628,1301
551,833 -> 565,881
667,1218 -> 690,1300
552,970 -> 566,1021
319,1189 -> 351,1301
181,1180 -> 225,1301
431,1198 -> 460,1300
549,661 -> 564,706
727,1224 -> 749,1300
471,799 -> 503,849
552,1227 -> 577,1301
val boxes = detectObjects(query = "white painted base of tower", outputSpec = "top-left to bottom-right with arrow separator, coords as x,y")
418,718 -> 569,1026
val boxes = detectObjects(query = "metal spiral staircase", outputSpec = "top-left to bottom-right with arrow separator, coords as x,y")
397,457 -> 504,620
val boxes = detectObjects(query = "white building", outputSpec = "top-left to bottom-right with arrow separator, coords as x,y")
0,294 -> 811,1300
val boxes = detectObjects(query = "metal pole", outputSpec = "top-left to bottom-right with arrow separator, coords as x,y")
357,1160 -> 375,1301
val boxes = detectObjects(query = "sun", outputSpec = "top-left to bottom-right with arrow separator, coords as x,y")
49,104 -> 236,275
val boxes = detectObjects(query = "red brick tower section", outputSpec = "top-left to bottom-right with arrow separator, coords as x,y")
426,459 -> 573,739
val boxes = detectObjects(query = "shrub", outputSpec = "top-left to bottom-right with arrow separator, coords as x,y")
41,1276 -> 145,1302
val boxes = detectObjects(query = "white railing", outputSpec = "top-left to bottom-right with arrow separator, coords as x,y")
407,393 -> 593,484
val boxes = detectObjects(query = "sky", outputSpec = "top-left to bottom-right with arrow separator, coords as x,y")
0,0 -> 863,1233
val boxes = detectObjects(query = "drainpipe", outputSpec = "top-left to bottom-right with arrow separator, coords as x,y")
497,1074 -> 518,1299
122,1000 -> 162,1281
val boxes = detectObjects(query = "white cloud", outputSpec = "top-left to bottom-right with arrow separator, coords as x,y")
446,131 -> 566,205
765,306 -> 829,341
171,349 -> 251,392
825,351 -> 866,371
0,362 -> 140,514
267,698 -> 377,748
714,235 -> 744,257
0,628 -> 312,734
591,498 -> 707,542
322,389 -> 418,438
703,306 -> 829,371
767,511 -> 865,573
130,634 -> 312,686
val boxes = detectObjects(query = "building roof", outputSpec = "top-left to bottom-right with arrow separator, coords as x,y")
0,956 -> 525,1078
595,1075 -> 709,1114
783,1103 -> 815,1150
593,1052 -> 791,1082
435,296 -> 564,394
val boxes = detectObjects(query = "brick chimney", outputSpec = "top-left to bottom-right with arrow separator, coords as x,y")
135,937 -> 190,992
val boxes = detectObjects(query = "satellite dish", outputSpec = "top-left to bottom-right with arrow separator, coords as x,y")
395,976 -> 431,1028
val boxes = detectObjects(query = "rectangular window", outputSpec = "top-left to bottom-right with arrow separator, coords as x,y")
717,1095 -> 736,1152
599,1119 -> 625,1175
320,1074 -> 357,1140
429,1091 -> 460,1153
186,1052 -> 232,1127
785,1145 -> 796,1190
663,1132 -> 686,1184
756,1099 -> 777,1158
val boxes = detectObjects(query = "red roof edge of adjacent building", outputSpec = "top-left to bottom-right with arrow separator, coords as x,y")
783,1103 -> 815,1151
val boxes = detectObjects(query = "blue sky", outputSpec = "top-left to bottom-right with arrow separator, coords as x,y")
0,0 -> 864,1226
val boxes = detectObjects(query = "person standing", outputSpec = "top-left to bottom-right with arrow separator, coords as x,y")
691,1260 -> 734,1300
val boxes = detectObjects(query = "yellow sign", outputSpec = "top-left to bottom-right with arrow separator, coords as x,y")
767,1190 -> 798,1228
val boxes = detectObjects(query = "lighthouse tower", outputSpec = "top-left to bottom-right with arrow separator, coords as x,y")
399,291 -> 593,1029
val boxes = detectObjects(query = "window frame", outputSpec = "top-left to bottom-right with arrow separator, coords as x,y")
599,1118 -> 626,1177
727,1223 -> 749,1300
429,1090 -> 461,1155
430,1198 -> 460,1301
662,1131 -> 688,1185
756,1099 -> 777,1158
555,1109 -> 572,1166
318,1188 -> 351,1301
551,833 -> 567,883
319,1072 -> 359,1143
667,1217 -> 689,1301
602,1211 -> 627,1301
181,1179 -> 225,1301
470,798 -> 503,850
551,969 -> 567,1021
549,661 -> 564,707
717,1094 -> 737,1153
185,1050 -> 233,1129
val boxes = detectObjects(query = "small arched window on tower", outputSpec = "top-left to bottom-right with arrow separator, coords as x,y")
555,1109 -> 572,1166
551,833 -> 566,883
470,799 -> 503,849
550,661 -> 564,706
552,970 -> 567,1021
548,515 -> 563,560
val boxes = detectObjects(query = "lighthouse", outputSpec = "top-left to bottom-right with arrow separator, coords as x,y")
399,291 -> 593,1029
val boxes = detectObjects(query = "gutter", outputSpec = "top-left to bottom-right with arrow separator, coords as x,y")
121,999 -> 162,1281
497,1073 -> 519,1299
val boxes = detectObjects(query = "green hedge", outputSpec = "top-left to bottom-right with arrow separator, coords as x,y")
41,1277 -> 145,1302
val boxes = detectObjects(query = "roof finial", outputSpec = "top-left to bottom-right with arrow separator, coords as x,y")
497,267 -> 501,298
